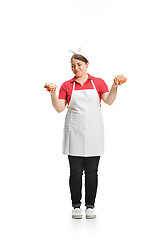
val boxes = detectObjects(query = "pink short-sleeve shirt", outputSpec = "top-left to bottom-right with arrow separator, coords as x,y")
58,74 -> 109,107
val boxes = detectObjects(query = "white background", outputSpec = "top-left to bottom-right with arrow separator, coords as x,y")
0,0 -> 160,239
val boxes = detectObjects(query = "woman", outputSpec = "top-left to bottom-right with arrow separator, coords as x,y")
44,50 -> 127,219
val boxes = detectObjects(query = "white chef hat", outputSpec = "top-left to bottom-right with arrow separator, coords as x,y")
69,47 -> 89,62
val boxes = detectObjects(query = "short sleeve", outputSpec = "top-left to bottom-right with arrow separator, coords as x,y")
58,82 -> 67,100
99,79 -> 109,96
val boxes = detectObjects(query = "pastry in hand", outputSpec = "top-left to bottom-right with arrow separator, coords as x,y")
114,74 -> 127,85
44,83 -> 57,91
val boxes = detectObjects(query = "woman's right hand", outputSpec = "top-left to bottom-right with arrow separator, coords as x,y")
44,83 -> 57,93
45,83 -> 66,113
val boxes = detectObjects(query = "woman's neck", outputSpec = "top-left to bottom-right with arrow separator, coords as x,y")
76,73 -> 88,83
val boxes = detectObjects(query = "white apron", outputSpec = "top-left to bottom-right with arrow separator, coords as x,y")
62,79 -> 104,156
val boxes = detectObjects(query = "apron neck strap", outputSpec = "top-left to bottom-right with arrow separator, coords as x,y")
90,79 -> 95,89
73,81 -> 75,91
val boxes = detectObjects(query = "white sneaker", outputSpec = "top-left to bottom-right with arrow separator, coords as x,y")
72,208 -> 83,219
85,208 -> 96,219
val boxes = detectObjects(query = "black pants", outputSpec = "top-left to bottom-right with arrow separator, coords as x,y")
68,155 -> 100,208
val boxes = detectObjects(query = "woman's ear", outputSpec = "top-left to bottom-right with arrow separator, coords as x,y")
86,62 -> 89,68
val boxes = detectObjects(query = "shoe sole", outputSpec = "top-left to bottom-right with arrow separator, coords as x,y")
86,215 -> 96,219
72,215 -> 83,219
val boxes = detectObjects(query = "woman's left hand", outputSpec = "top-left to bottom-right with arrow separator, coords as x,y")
113,74 -> 127,86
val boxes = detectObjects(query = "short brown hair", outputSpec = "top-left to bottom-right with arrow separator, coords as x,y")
71,54 -> 88,63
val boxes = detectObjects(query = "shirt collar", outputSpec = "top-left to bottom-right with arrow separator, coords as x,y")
70,73 -> 92,83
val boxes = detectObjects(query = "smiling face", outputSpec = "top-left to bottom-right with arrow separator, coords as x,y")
71,58 -> 89,78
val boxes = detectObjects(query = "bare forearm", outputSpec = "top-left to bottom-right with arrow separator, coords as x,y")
105,83 -> 118,105
50,91 -> 65,113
